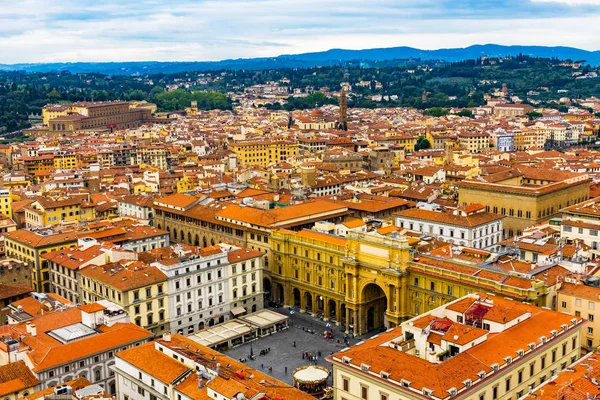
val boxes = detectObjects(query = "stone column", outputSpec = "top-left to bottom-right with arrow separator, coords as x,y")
310,293 -> 317,317
283,282 -> 290,307
345,307 -> 352,334
300,290 -> 306,313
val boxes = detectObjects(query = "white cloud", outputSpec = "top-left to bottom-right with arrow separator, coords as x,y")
532,0 -> 600,4
0,0 -> 599,63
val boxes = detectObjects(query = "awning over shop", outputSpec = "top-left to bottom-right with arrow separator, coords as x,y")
231,306 -> 246,316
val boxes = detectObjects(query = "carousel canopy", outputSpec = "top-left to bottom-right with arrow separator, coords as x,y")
293,365 -> 329,383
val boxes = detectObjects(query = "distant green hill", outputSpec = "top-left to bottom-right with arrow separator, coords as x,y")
1,44 -> 599,75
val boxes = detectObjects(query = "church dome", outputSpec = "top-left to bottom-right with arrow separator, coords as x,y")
311,109 -> 324,118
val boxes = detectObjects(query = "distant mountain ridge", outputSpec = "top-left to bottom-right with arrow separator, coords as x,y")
1,44 -> 598,75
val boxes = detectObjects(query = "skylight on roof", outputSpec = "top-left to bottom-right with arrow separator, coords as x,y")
47,322 -> 98,344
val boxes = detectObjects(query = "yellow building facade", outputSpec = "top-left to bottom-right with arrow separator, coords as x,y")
0,188 -> 13,218
24,197 -> 96,227
3,229 -> 79,292
229,140 -> 298,167
270,229 -> 552,336
53,153 -> 78,169
458,170 -> 590,236
557,281 -> 600,350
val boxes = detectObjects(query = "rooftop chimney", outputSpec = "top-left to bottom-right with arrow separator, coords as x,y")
197,371 -> 204,389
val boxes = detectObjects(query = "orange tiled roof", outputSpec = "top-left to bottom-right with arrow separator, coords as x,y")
162,335 -> 315,400
558,281 -> 600,301
395,207 -> 502,227
0,361 -> 39,397
4,229 -> 79,248
80,262 -> 167,291
117,342 -> 191,384
330,294 -> 581,399
21,377 -> 93,400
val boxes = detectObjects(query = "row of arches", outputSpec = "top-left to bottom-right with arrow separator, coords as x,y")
158,223 -> 215,247
284,283 -> 389,334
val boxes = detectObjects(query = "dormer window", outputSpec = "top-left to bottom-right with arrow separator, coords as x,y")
478,371 -> 486,379
342,356 -> 352,364
492,364 -> 499,372
360,363 -> 371,371
561,324 -> 569,332
380,371 -> 390,379
539,336 -> 547,344
463,379 -> 472,388
423,388 -> 433,397
401,379 -> 411,388
448,388 -> 457,397
551,330 -> 558,338
571,318 -> 578,326
517,349 -> 524,357
504,356 -> 512,365
528,342 -> 536,350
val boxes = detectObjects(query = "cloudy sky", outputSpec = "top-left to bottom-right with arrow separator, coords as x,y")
1,0 -> 600,64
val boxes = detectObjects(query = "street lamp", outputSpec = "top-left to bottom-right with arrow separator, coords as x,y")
250,340 -> 254,358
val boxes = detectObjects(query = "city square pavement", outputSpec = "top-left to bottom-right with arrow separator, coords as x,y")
224,307 -> 377,386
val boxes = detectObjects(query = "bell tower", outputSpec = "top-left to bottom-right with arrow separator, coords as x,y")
338,86 -> 348,131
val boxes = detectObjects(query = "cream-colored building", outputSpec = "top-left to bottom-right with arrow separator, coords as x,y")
457,132 -> 490,153
560,197 -> 600,258
41,101 -> 153,136
79,260 -> 169,336
328,292 -> 585,400
557,281 -> 600,350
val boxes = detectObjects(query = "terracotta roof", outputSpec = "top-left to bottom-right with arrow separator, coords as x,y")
161,335 -> 315,400
10,294 -> 72,317
342,218 -> 366,228
78,303 -> 106,313
284,228 -> 347,247
7,307 -> 153,371
41,244 -> 105,270
330,294 -> 581,399
153,193 -> 200,209
558,282 -> 600,301
21,377 -> 93,400
227,248 -> 264,263
117,342 -> 191,384
216,200 -> 349,228
0,361 -> 39,397
0,283 -> 32,301
80,262 -> 167,291
394,207 -> 503,228
441,323 -> 488,346
528,351 -> 600,399
4,229 -> 79,248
